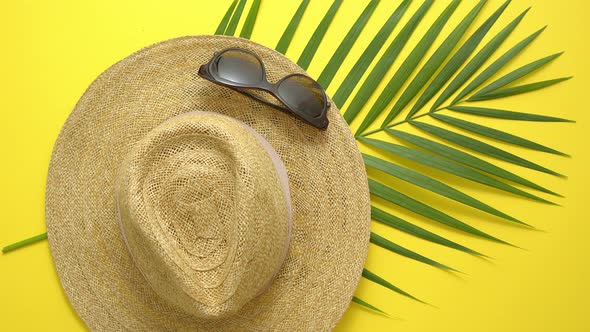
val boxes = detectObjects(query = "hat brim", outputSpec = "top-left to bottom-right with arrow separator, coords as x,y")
46,35 -> 370,331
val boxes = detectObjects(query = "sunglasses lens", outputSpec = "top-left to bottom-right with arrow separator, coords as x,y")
277,75 -> 325,118
215,50 -> 264,85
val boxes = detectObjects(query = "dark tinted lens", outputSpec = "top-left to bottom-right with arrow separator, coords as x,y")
277,75 -> 325,117
215,50 -> 264,85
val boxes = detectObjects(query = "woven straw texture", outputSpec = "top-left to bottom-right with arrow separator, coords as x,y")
115,112 -> 292,319
46,35 -> 370,331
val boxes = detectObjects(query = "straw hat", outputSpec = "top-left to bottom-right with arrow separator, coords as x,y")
45,35 -> 370,331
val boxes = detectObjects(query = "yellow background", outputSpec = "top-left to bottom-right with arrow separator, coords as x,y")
1,0 -> 589,331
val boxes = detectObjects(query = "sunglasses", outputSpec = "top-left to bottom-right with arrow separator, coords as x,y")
198,48 -> 330,130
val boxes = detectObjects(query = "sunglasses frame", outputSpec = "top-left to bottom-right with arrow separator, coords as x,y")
198,48 -> 330,130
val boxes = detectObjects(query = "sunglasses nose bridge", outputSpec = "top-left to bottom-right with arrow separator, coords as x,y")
257,80 -> 275,91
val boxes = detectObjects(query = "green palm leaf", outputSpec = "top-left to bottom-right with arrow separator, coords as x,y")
371,131 -> 559,200
406,0 -> 510,119
224,0 -> 247,36
316,0 -> 379,88
2,232 -> 47,253
382,0 -> 486,126
363,153 -> 526,225
468,76 -> 572,101
452,26 -> 546,104
369,179 -> 510,245
275,0 -> 310,54
447,105 -> 574,122
431,8 -> 530,110
239,0 -> 261,39
332,0 -> 411,108
371,206 -> 482,256
352,296 -> 388,315
370,232 -> 457,271
410,121 -> 564,177
470,52 -> 564,99
431,113 -> 568,156
363,268 -> 424,303
351,0 -> 450,131
215,0 -> 238,35
344,0 -> 434,125
297,0 -> 343,70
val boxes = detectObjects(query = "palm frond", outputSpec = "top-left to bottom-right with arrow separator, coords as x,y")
348,0 -> 445,130
352,296 -> 388,315
364,154 -> 526,225
467,76 -> 572,101
371,206 -> 482,256
382,0 -> 488,126
332,0 -> 411,108
224,0 -> 247,36
446,105 -> 574,122
215,0 -> 238,35
410,121 -> 564,177
381,130 -> 561,198
470,52 -> 564,99
407,0 -> 511,118
452,26 -> 546,104
369,179 -> 510,245
239,0 -> 261,39
431,113 -> 568,156
432,7 -> 530,110
370,232 -> 457,271
297,0 -> 343,70
275,0 -> 310,54
360,135 -> 557,202
316,0 -> 379,88
362,268 -> 424,303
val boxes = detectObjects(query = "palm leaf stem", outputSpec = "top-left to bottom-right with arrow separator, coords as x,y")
359,107 -> 440,137
2,232 -> 48,253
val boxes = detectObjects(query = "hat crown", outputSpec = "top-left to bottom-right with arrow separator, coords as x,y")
115,112 -> 291,319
